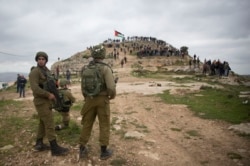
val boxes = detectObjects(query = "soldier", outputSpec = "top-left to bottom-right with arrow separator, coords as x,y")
55,79 -> 76,130
29,51 -> 69,156
79,46 -> 116,160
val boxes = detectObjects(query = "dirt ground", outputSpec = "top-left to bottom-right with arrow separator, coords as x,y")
1,54 -> 250,166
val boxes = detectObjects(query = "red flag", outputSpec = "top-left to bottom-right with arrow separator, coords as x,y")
114,30 -> 124,37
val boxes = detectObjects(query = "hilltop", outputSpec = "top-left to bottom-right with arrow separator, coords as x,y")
49,37 -> 250,88
49,37 -> 248,83
50,37 -> 207,76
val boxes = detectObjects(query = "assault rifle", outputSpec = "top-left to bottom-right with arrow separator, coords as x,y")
41,70 -> 64,111
46,79 -> 65,111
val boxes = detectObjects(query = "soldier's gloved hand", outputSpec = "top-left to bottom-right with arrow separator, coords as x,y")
48,93 -> 56,101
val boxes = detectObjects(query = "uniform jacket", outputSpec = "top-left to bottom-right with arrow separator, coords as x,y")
59,88 -> 76,104
100,64 -> 116,99
29,66 -> 51,105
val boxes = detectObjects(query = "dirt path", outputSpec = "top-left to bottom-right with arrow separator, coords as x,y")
1,54 -> 250,166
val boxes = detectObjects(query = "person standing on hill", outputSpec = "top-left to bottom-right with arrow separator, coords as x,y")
223,61 -> 231,76
56,65 -> 60,78
120,58 -> 124,68
189,59 -> 192,69
79,45 -> 116,160
66,69 -> 71,84
55,79 -> 76,130
124,56 -> 127,64
197,57 -> 200,68
29,51 -> 69,156
19,75 -> 27,97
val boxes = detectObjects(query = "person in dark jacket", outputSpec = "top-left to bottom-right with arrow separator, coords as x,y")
19,75 -> 27,97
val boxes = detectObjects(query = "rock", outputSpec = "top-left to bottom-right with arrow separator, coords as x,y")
113,124 -> 121,130
228,123 -> 250,135
0,144 -> 14,151
124,131 -> 145,139
138,150 -> 160,160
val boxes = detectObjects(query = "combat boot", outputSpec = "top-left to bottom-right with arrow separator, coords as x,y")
55,125 -> 62,131
79,145 -> 88,159
100,146 -> 113,160
33,138 -> 50,151
55,124 -> 69,131
49,139 -> 69,156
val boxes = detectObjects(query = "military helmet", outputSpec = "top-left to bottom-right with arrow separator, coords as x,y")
91,45 -> 106,59
35,51 -> 48,62
59,79 -> 69,87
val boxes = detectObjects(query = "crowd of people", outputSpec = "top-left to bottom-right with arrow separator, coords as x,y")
104,36 -> 181,58
202,59 -> 231,77
104,39 -> 233,78
187,54 -> 231,77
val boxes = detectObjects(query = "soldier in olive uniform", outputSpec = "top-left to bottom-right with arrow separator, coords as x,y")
79,46 -> 116,160
29,51 -> 69,156
55,79 -> 76,130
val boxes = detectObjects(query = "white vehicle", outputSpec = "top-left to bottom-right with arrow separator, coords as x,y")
0,82 -> 8,90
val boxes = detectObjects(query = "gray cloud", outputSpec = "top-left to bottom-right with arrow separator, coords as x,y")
0,0 -> 250,74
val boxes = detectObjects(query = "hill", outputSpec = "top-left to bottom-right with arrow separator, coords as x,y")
50,37 -> 240,81
50,38 -> 199,76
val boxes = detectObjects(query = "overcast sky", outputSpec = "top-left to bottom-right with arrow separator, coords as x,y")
0,0 -> 249,75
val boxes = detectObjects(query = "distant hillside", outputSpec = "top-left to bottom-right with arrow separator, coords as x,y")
50,37 -> 242,78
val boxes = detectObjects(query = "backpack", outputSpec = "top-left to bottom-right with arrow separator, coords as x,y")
81,62 -> 106,97
53,89 -> 72,112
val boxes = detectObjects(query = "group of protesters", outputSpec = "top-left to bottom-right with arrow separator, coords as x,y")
202,59 -> 231,77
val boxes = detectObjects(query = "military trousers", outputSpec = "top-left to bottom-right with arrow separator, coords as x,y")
60,111 -> 70,126
79,95 -> 110,146
34,101 -> 56,141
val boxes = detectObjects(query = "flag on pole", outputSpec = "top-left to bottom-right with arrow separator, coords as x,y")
114,30 -> 124,38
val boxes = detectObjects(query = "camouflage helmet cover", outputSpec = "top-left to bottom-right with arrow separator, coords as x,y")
35,51 -> 48,62
91,45 -> 106,59
59,79 -> 69,87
